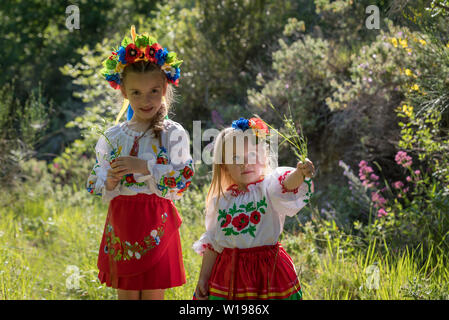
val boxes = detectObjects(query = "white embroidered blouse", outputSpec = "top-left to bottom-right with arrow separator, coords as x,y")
86,119 -> 194,203
192,167 -> 314,254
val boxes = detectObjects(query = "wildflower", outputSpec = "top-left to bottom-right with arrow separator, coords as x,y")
399,38 -> 408,48
391,37 -> 398,47
371,192 -> 387,208
406,176 -> 412,182
404,69 -> 413,77
401,104 -> 413,118
370,173 -> 379,181
419,39 -> 426,46
403,187 -> 409,193
377,208 -> 388,218
395,150 -> 412,167
414,170 -> 420,175
393,181 -> 404,189
411,84 -> 419,91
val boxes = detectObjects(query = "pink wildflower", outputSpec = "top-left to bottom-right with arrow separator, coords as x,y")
393,181 -> 404,189
395,151 -> 412,168
377,208 -> 388,218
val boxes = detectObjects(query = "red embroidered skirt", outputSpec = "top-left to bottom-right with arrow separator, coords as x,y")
207,243 -> 302,300
97,193 -> 186,290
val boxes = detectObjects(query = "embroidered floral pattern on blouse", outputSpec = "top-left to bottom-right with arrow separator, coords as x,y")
104,212 -> 168,261
157,159 -> 194,197
217,197 -> 268,238
278,170 -> 313,203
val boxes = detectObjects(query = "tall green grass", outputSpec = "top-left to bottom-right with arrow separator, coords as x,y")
1,184 -> 447,299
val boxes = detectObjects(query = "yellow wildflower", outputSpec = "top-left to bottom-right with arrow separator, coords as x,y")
405,69 -> 413,77
406,48 -> 412,54
402,104 -> 413,117
391,37 -> 398,48
399,38 -> 408,48
446,42 -> 449,48
411,84 -> 419,91
419,39 -> 426,46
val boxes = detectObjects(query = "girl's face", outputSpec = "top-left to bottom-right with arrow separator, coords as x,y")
120,71 -> 167,123
224,140 -> 266,189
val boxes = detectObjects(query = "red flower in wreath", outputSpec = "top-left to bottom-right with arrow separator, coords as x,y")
125,43 -> 141,64
145,43 -> 162,63
232,213 -> 249,231
250,211 -> 261,225
249,117 -> 269,133
221,214 -> 232,228
164,177 -> 177,188
182,166 -> 194,179
156,156 -> 168,164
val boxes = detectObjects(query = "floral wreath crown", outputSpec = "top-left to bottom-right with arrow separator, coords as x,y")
231,117 -> 269,139
100,25 -> 183,90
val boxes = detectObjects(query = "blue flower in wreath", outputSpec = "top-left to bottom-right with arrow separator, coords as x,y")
166,67 -> 180,81
160,146 -> 167,153
157,184 -> 166,192
105,73 -> 120,84
232,118 -> 250,131
117,46 -> 127,64
155,48 -> 168,66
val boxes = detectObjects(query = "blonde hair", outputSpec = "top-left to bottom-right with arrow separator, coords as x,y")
206,127 -> 277,211
120,60 -> 176,140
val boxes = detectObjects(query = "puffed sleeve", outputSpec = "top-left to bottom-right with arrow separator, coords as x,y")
143,121 -> 195,201
86,129 -> 122,204
265,166 -> 314,217
192,197 -> 224,255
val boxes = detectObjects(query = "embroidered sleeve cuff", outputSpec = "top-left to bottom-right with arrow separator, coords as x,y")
278,170 -> 300,194
192,235 -> 222,255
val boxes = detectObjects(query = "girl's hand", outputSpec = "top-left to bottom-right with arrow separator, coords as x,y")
105,169 -> 122,191
297,158 -> 315,179
194,278 -> 209,300
110,156 -> 149,176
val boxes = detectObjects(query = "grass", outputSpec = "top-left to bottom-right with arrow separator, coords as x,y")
0,183 -> 448,300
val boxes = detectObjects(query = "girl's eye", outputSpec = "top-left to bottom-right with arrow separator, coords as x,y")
132,91 -> 140,96
233,155 -> 242,163
248,151 -> 257,159
152,89 -> 160,94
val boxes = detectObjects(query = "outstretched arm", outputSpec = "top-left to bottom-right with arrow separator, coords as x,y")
283,158 -> 315,191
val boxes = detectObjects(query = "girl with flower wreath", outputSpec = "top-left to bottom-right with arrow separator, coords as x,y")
86,26 -> 194,300
193,117 -> 315,300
